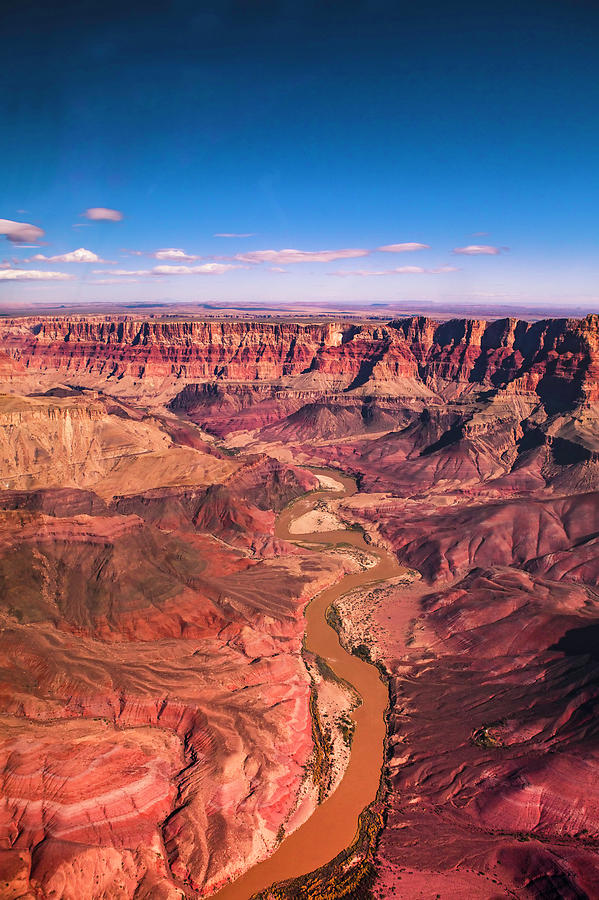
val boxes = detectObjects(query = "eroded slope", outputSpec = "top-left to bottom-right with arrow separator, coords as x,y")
1,314 -> 599,899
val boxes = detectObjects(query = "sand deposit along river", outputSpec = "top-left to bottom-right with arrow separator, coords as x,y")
214,469 -> 404,899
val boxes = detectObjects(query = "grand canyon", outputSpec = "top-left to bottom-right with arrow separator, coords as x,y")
0,312 -> 598,898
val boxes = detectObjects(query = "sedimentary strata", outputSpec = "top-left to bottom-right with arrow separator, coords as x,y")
1,313 -> 599,897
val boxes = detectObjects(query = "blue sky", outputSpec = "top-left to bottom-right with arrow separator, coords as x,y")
1,0 -> 598,307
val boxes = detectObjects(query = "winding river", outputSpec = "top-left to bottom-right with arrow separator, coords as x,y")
213,469 -> 404,899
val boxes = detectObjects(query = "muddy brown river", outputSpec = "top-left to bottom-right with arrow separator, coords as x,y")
213,470 -> 404,899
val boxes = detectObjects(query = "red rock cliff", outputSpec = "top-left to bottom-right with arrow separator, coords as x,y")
1,315 -> 598,404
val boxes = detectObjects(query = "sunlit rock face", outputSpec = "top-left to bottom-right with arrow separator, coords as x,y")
2,314 -> 599,404
1,314 -> 599,898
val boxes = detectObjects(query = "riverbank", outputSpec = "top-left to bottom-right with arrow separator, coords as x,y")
211,469 -> 408,899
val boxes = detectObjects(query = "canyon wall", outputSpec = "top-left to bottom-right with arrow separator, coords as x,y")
1,314 -> 599,898
1,315 -> 598,405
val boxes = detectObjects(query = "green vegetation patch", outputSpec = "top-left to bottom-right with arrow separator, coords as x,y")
471,720 -> 506,749
253,803 -> 384,899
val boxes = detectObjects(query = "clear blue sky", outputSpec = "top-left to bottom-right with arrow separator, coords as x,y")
1,0 -> 598,307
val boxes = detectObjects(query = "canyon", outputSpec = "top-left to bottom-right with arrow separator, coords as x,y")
1,312 -> 599,898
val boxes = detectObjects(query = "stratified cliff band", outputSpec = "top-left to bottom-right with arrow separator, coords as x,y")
1,314 -> 599,898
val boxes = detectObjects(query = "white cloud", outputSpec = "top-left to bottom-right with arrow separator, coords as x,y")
0,269 -> 73,281
152,263 -> 237,275
81,207 -> 123,221
92,263 -> 238,277
0,218 -> 44,243
453,244 -> 503,255
236,247 -> 370,264
119,248 -> 201,261
29,247 -> 108,263
151,248 -> 200,261
377,242 -> 430,253
269,266 -> 288,273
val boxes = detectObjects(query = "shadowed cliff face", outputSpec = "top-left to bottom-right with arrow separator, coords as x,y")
1,315 -> 599,898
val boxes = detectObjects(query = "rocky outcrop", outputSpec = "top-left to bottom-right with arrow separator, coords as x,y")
0,501 -> 350,896
367,566 -> 599,899
0,392 -> 239,498
0,378 -> 349,898
351,490 -> 599,582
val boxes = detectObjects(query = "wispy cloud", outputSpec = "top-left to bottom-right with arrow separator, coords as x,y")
0,268 -> 73,281
236,247 -> 369,264
91,278 -> 141,285
471,231 -> 489,237
0,218 -> 44,243
92,263 -> 238,277
152,263 -> 237,275
269,266 -> 288,273
29,247 -> 109,263
214,232 -> 255,238
119,248 -> 201,261
453,244 -> 503,255
93,269 -> 149,276
377,242 -> 430,253
81,207 -> 123,222
330,265 -> 459,277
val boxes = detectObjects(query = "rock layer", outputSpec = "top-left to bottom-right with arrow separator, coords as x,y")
1,314 -> 599,898
1,314 -> 599,405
